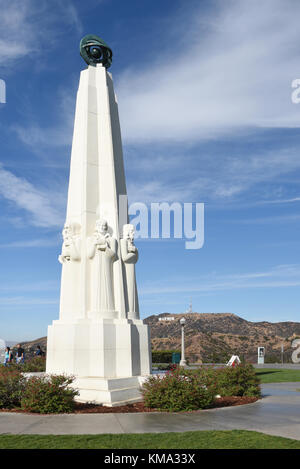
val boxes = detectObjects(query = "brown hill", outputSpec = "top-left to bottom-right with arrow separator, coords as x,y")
18,313 -> 300,363
16,337 -> 47,359
145,312 -> 300,363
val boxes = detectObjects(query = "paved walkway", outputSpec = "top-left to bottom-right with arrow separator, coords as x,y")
0,383 -> 300,439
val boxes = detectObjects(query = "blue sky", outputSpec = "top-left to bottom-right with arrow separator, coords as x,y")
0,0 -> 300,341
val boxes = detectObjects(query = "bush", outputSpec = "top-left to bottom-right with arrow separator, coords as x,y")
205,352 -> 231,363
22,356 -> 46,372
21,375 -> 79,414
142,366 -> 216,411
152,364 -> 171,371
213,364 -> 261,397
0,357 -> 46,373
152,350 -> 180,364
0,368 -> 26,409
142,364 -> 261,412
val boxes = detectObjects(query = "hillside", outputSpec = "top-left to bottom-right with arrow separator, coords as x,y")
18,337 -> 47,359
18,313 -> 300,363
145,313 -> 300,363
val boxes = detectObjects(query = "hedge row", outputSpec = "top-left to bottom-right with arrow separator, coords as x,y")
142,364 -> 261,412
0,367 -> 78,413
152,350 -> 181,363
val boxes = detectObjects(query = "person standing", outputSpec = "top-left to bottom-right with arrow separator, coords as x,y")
15,344 -> 25,364
35,345 -> 44,356
4,347 -> 12,366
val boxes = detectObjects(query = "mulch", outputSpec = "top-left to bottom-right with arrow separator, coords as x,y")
73,396 -> 258,413
0,396 -> 259,414
211,396 -> 258,408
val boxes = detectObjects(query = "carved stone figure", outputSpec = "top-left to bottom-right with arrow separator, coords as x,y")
121,224 -> 139,319
58,222 -> 81,263
59,222 -> 81,320
88,219 -> 117,313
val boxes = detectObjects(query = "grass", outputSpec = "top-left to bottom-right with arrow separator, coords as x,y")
255,368 -> 300,383
1,367 -> 299,449
0,430 -> 299,449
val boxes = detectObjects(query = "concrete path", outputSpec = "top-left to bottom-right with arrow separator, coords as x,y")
0,383 -> 300,440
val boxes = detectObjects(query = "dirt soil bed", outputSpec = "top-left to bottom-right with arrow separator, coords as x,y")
73,396 -> 258,413
0,396 -> 258,414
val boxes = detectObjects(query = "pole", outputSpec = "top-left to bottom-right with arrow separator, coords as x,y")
180,319 -> 187,366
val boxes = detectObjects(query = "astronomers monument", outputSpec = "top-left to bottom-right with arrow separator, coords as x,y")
46,35 -> 152,406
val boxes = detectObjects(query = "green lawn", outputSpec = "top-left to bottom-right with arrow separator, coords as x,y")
0,430 -> 299,449
255,368 -> 300,383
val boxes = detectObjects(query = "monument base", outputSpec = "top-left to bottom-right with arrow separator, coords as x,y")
73,376 -> 148,407
46,317 -> 152,405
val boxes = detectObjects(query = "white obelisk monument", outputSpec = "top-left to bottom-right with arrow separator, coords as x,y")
46,35 -> 152,406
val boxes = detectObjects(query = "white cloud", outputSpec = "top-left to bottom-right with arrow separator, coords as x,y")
0,0 -> 82,66
258,197 -> 300,205
0,296 -> 58,306
139,264 -> 300,296
0,237 -> 59,248
0,165 -> 64,227
0,280 -> 58,293
116,0 -> 300,143
240,214 -> 300,225
12,84 -> 77,157
126,143 -> 300,203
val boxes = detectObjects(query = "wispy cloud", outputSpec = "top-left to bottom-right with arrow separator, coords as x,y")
12,87 -> 76,151
0,296 -> 58,306
140,264 -> 300,295
240,214 -> 300,225
117,0 -> 300,143
0,165 -> 64,227
258,197 -> 300,205
0,0 -> 82,67
0,237 -> 60,248
0,280 -> 58,293
126,143 -> 300,203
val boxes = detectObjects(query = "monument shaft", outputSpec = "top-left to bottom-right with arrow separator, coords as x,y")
62,65 -> 127,320
46,62 -> 151,406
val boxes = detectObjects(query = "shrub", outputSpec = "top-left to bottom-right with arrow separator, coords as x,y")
142,366 -> 216,411
0,368 -> 26,409
213,364 -> 261,397
21,375 -> 79,414
152,350 -> 180,363
142,364 -> 261,411
152,364 -> 171,371
206,352 -> 231,363
22,356 -> 46,372
0,357 -> 46,373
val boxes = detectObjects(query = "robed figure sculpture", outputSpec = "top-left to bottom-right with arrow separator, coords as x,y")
58,222 -> 81,320
88,219 -> 117,314
121,224 -> 139,319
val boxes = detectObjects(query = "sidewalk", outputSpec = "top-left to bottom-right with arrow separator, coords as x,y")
0,383 -> 299,440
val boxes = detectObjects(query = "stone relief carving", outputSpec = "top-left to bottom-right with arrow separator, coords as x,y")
121,224 -> 139,319
58,222 -> 81,264
87,219 -> 117,312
